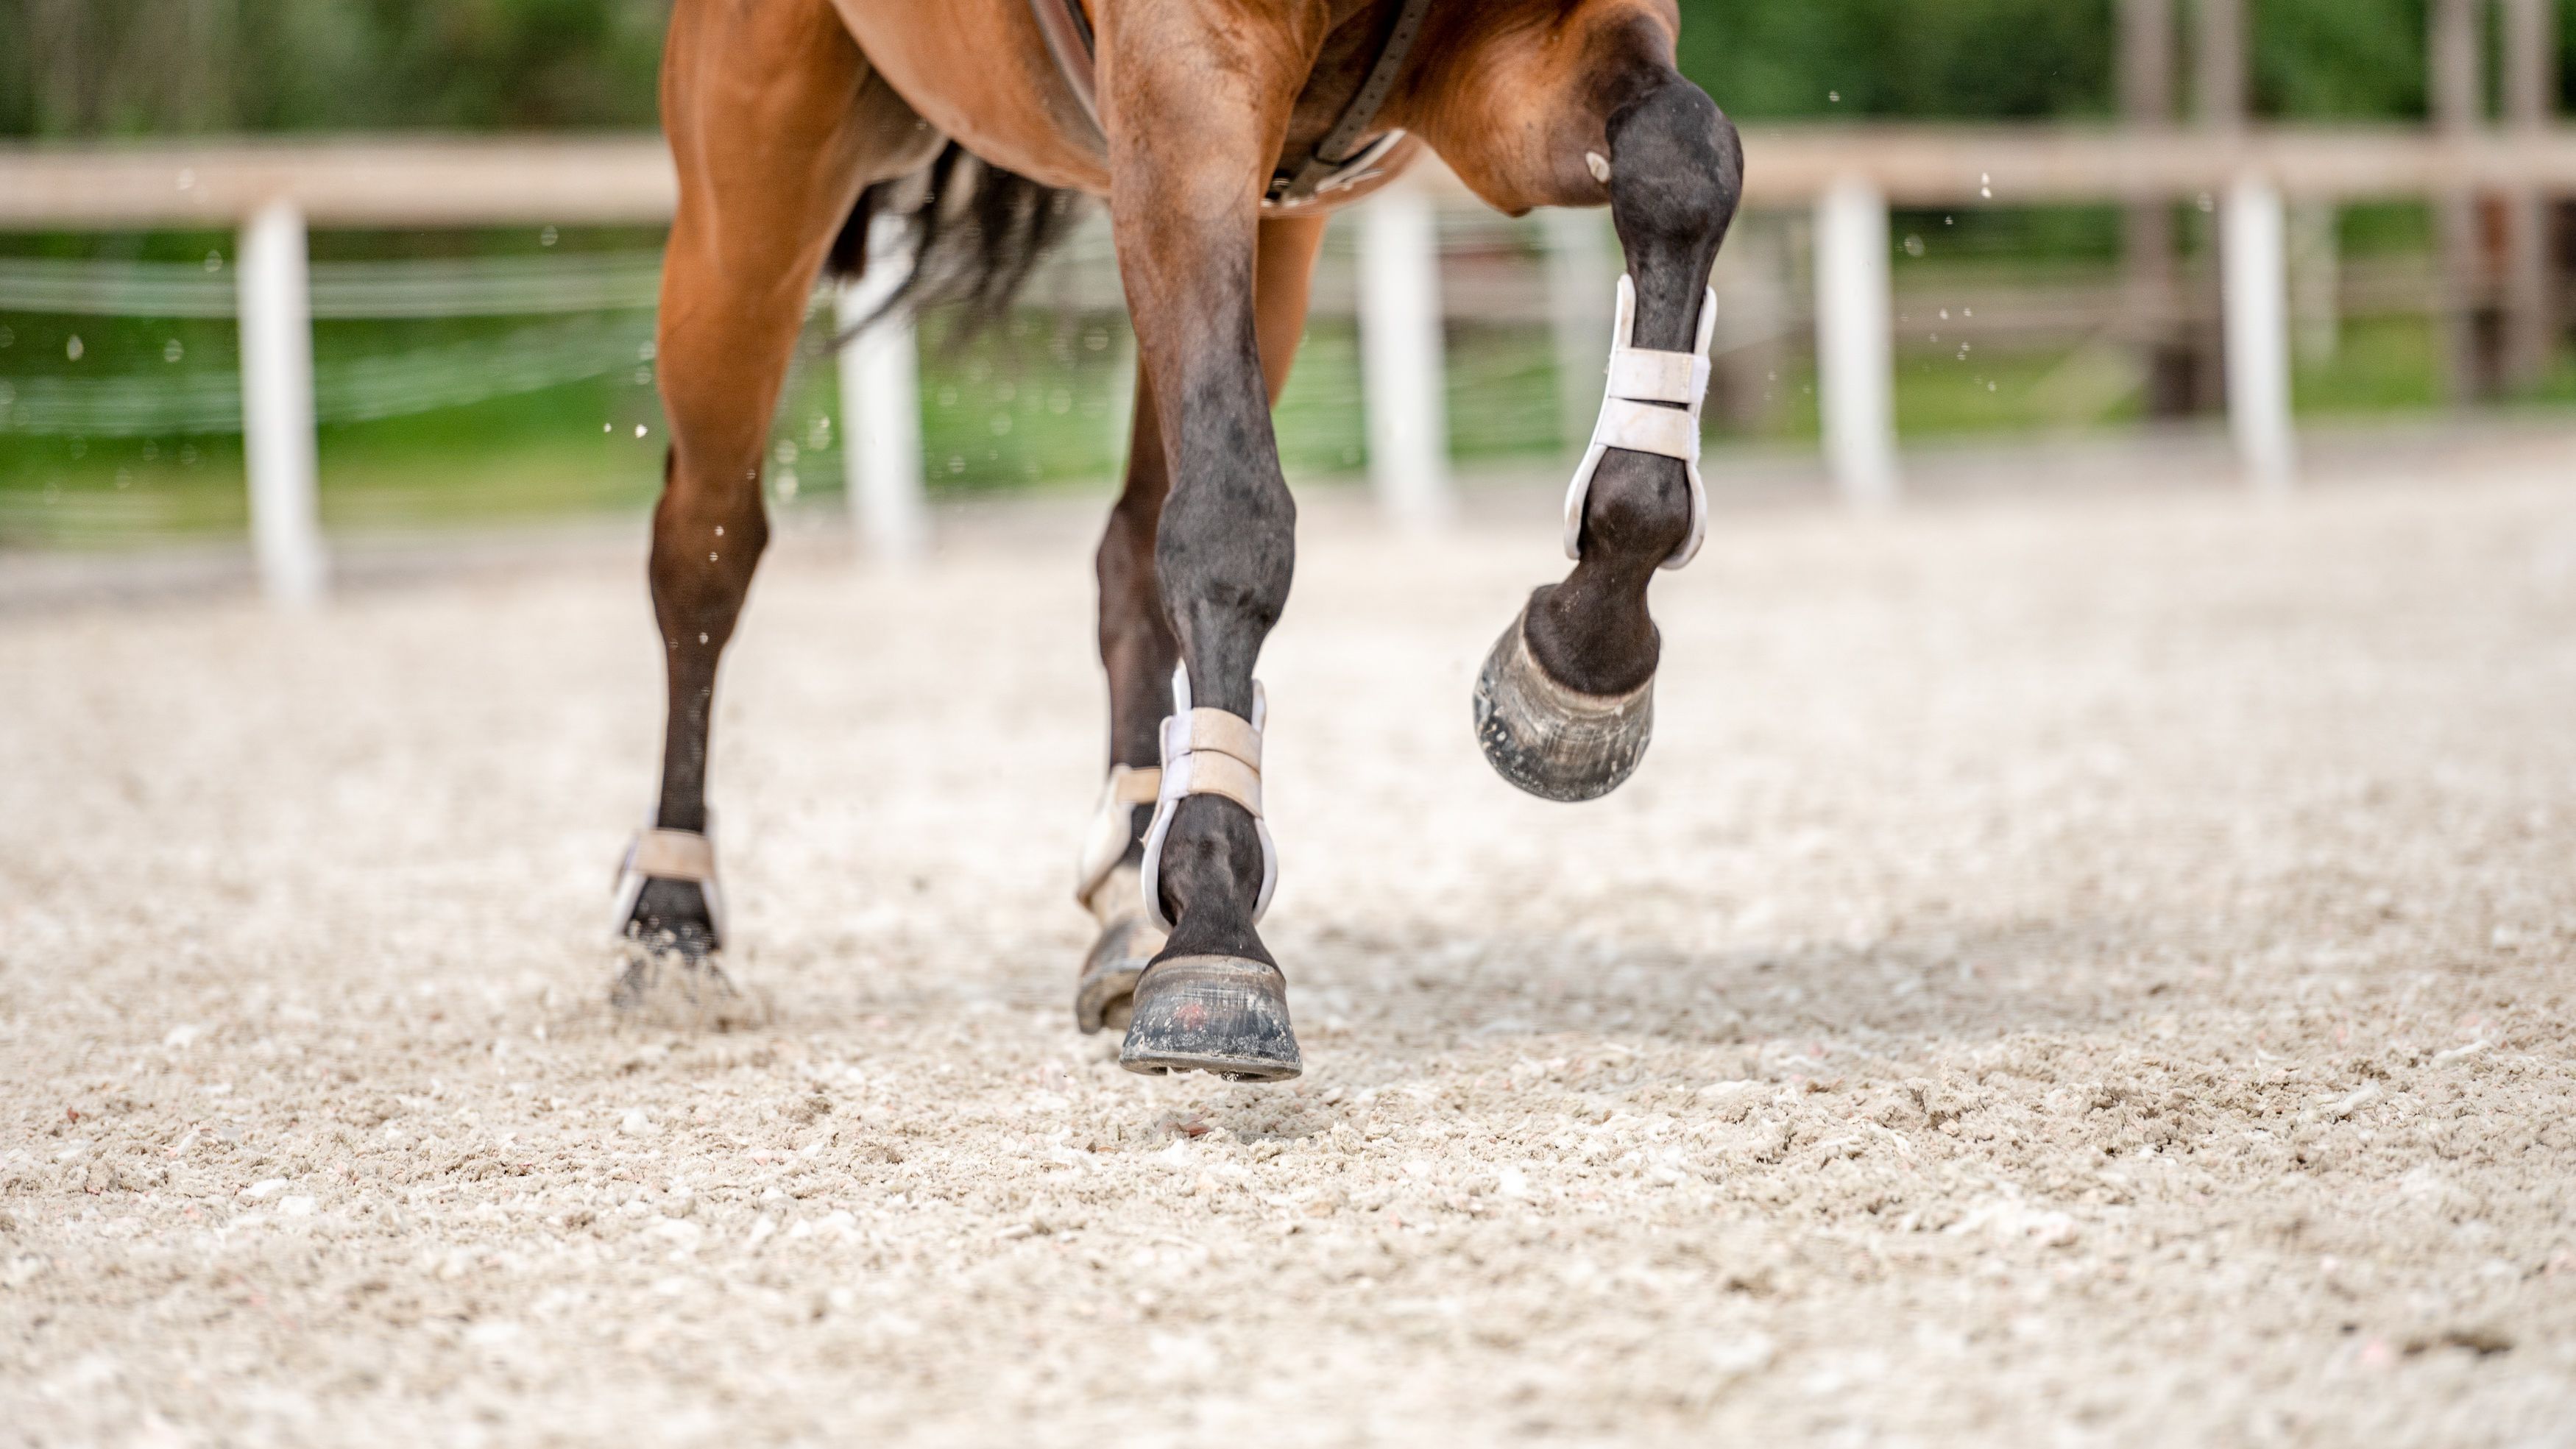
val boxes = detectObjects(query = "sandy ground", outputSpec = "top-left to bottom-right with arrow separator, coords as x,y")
5,459 -> 2576,1448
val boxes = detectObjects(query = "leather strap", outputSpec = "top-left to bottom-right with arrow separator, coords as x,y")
1593,398 -> 1700,461
631,829 -> 717,882
1105,762 -> 1161,805
1166,751 -> 1263,818
1164,707 -> 1262,773
1607,350 -> 1708,405
1269,0 -> 1436,205
1026,0 -> 1103,141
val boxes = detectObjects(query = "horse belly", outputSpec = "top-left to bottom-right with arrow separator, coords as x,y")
827,0 -> 1111,193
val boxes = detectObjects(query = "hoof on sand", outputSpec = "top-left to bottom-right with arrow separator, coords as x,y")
1473,604 -> 1653,804
1077,915 -> 1159,1035
1077,864 -> 1164,1035
1119,954 -> 1302,1083
612,929 -> 767,1032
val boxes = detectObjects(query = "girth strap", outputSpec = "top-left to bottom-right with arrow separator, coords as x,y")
1027,0 -> 1102,136
1024,0 -> 1428,208
1267,0 -> 1435,206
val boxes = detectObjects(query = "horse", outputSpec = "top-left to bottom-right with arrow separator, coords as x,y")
610,0 -> 1744,1083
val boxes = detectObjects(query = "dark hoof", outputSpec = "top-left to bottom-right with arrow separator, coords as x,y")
613,882 -> 762,1030
1119,955 -> 1303,1083
1473,605 -> 1654,803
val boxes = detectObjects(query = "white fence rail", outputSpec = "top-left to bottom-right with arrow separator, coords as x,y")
8,127 -> 2576,605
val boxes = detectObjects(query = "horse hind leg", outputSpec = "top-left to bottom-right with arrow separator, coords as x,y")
1075,215 -> 1326,1035
1420,10 -> 1744,801
616,0 -> 939,1021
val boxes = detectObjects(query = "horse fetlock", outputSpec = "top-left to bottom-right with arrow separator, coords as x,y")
1577,447 -> 1696,564
1149,798 -> 1275,952
1475,594 -> 1656,804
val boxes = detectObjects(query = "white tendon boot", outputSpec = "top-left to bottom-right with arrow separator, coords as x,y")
1071,765 -> 1165,1032
1117,665 -> 1298,1082
609,818 -> 758,1026
1476,275 -> 1716,802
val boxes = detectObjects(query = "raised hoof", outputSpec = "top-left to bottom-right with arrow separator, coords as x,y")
1118,955 -> 1303,1083
1473,603 -> 1654,804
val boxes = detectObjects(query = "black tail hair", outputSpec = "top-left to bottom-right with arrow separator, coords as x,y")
827,143 -> 1087,342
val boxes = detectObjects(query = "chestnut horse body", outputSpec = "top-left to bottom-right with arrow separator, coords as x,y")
618,0 -> 1744,1080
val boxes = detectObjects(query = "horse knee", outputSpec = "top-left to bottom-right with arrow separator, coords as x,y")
1604,82 -> 1743,258
1152,469 -> 1294,717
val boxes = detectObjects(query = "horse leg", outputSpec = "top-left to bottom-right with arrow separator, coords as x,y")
1410,6 -> 1744,801
615,0 -> 939,1011
1083,9 -> 1320,1080
1074,215 -> 1328,1035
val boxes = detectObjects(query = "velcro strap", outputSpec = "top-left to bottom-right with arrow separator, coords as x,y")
1596,398 -> 1699,461
1164,707 -> 1262,770
1607,350 -> 1708,405
1106,763 -> 1161,806
1171,751 -> 1263,818
631,829 -> 716,882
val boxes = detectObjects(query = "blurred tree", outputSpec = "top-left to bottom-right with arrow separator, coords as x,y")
0,0 -> 669,135
1673,0 -> 2119,118
2253,0 -> 2432,117
1671,0 -> 2576,119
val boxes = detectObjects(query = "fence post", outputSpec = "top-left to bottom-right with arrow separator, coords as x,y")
1357,182 -> 1451,528
1814,180 -> 1898,508
2501,0 -> 2560,389
2430,0 -> 2487,402
835,214 -> 928,563
236,198 -> 327,606
2223,177 -> 2296,495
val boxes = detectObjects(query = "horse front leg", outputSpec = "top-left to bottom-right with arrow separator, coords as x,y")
1091,6 -> 1316,1080
1418,10 -> 1744,801
1076,216 -> 1327,1038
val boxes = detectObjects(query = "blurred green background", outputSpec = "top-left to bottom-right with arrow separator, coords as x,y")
2,1 -> 2572,546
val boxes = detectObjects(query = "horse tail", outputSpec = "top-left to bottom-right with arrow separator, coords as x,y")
826,142 -> 1087,342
